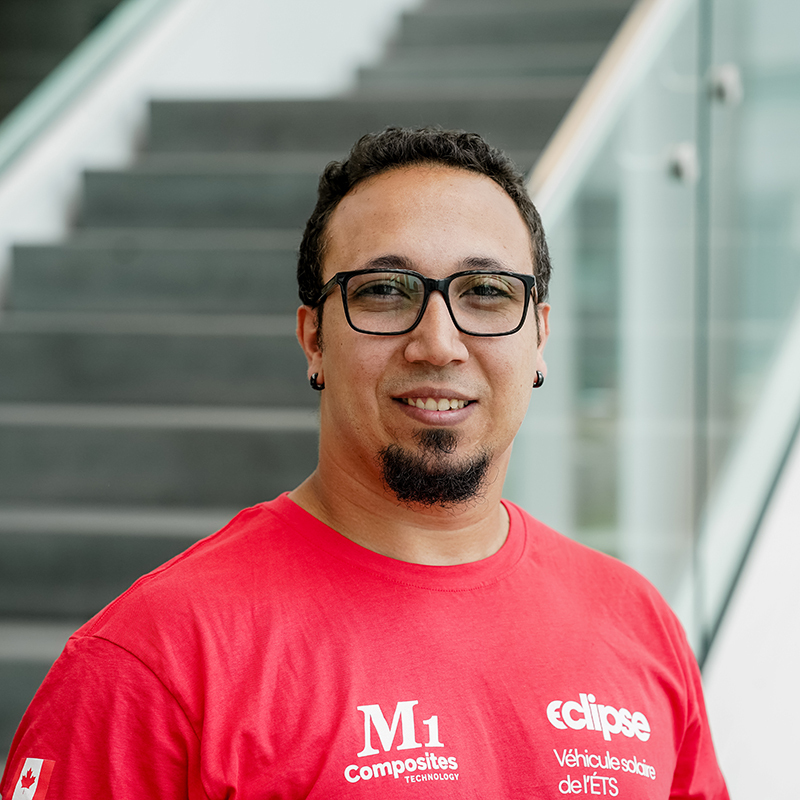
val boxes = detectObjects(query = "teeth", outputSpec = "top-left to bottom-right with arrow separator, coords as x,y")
404,397 -> 467,410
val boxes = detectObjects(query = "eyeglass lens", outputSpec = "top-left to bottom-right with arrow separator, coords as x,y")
343,271 -> 529,335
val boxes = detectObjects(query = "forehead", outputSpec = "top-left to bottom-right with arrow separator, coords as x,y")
322,165 -> 533,278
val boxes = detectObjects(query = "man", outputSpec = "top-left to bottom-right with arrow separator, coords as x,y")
1,127 -> 728,798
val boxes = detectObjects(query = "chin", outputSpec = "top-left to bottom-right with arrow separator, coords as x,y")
378,440 -> 493,508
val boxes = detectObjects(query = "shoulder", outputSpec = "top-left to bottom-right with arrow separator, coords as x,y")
50,496 -> 327,716
1,633 -> 207,798
75,495 -> 313,656
506,500 -> 688,643
507,500 -> 646,579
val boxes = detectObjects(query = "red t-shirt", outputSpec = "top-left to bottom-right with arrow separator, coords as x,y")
2,495 -> 728,798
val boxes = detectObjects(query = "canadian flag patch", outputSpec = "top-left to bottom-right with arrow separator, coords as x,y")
8,758 -> 55,799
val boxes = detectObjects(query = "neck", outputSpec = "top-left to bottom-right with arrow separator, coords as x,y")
288,451 -> 511,566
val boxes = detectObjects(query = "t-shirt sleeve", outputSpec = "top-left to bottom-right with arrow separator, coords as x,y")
669,633 -> 730,800
1,635 -> 208,799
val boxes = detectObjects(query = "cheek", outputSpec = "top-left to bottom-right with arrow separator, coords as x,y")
489,354 -> 537,432
324,337 -> 392,399
496,343 -> 536,388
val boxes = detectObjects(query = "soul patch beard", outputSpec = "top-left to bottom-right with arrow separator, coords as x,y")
378,428 -> 492,508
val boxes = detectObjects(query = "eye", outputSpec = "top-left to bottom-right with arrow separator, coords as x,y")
466,281 -> 508,297
347,273 -> 422,309
356,279 -> 407,297
458,275 -> 516,300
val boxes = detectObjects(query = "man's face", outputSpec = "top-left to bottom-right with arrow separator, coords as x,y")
298,164 -> 549,507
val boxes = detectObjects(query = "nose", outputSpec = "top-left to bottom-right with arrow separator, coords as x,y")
403,290 -> 469,366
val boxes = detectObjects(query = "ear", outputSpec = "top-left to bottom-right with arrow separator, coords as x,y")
535,303 -> 551,376
297,305 -> 323,380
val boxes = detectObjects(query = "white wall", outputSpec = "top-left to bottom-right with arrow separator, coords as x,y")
144,0 -> 420,99
703,427 -> 800,798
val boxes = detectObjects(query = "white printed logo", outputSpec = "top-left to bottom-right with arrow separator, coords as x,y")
547,693 -> 651,742
357,700 -> 443,756
344,700 -> 460,785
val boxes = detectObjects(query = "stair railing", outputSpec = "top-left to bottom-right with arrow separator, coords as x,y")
510,0 -> 800,660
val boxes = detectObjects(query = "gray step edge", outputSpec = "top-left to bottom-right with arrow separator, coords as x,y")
0,312 -> 298,336
0,620 -> 84,661
0,404 -> 319,430
0,505 -> 239,537
12,228 -> 303,250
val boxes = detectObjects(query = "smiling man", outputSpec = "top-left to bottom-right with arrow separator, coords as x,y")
1,128 -> 728,799
293,157 -> 546,565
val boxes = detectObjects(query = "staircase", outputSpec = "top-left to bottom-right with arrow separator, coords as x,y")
0,0 -> 635,757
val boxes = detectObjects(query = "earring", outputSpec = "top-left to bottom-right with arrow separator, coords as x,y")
533,371 -> 545,389
309,373 -> 325,391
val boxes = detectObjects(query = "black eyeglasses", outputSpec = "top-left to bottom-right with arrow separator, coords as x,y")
315,268 -> 538,337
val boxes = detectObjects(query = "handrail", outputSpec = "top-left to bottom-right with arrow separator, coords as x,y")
0,0 -> 179,178
528,0 -> 691,218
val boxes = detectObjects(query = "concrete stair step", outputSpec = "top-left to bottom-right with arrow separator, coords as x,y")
358,42 -> 607,89
132,151 -> 341,172
349,78 -> 580,112
0,0 -> 120,43
390,1 -> 632,47
0,82 -> 41,117
0,0 -> 118,19
0,49 -> 65,80
0,506 -> 235,619
9,230 -> 300,313
424,0 -> 631,8
0,312 -> 310,406
0,404 -> 319,507
78,164 -> 321,229
0,15 -> 82,49
144,96 -> 572,158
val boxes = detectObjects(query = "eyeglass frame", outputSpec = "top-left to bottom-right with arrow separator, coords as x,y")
314,268 -> 539,337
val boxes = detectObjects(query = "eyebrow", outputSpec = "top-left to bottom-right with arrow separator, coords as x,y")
360,254 -> 415,271
460,255 -> 517,272
360,254 -> 519,273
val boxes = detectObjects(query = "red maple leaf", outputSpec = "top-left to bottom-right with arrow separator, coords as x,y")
20,767 -> 37,790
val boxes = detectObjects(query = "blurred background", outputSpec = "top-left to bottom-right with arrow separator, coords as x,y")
0,0 -> 798,793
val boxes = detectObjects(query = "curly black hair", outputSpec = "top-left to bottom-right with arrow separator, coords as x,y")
297,126 -> 551,313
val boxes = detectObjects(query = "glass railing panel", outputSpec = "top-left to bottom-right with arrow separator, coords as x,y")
508,0 -> 800,653
508,0 -> 703,636
705,0 -> 800,485
698,0 -> 800,650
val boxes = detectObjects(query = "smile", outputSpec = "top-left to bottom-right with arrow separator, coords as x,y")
401,397 -> 470,411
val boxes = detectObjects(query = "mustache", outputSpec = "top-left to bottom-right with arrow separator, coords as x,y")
415,428 -> 458,455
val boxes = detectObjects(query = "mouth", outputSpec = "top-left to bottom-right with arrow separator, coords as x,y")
398,397 -> 472,411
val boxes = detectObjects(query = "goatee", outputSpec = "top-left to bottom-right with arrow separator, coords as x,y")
378,429 -> 492,508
